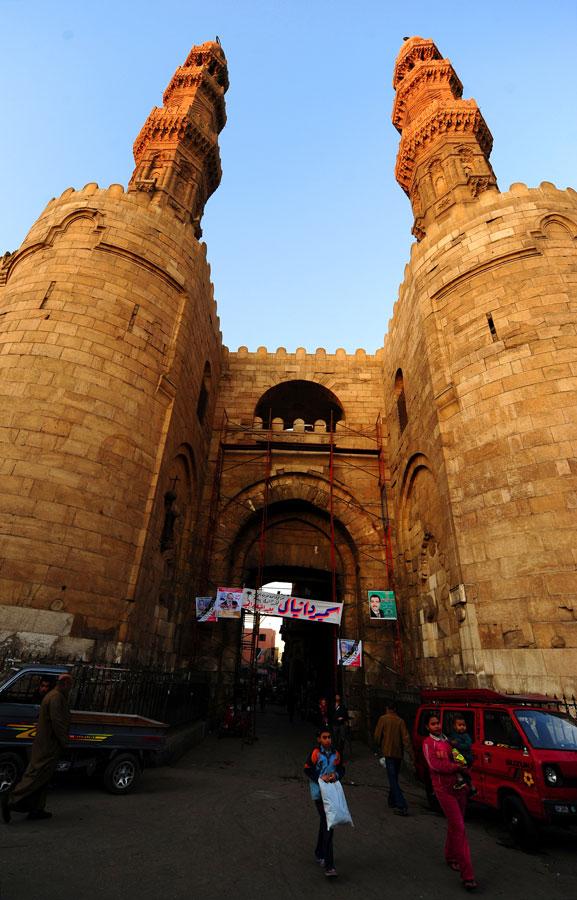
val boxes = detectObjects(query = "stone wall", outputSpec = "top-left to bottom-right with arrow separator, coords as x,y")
384,181 -> 577,694
195,346 -> 400,692
0,182 -> 221,660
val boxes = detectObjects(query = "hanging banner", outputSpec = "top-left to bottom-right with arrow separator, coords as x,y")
196,597 -> 217,622
216,587 -> 243,619
242,589 -> 343,625
337,639 -> 363,667
368,590 -> 397,620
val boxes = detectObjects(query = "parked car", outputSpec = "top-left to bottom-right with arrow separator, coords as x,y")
0,664 -> 167,795
413,688 -> 577,848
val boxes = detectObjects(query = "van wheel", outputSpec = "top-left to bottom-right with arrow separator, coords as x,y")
0,752 -> 24,793
502,795 -> 539,851
102,754 -> 141,795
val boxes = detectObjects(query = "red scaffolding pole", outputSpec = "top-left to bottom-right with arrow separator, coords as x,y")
245,418 -> 272,741
329,413 -> 339,695
376,413 -> 403,675
199,411 -> 228,593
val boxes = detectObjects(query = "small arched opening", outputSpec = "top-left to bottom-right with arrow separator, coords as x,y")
197,361 -> 212,423
255,380 -> 344,432
394,369 -> 408,434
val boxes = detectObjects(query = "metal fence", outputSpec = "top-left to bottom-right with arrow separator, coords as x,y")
0,651 -> 209,728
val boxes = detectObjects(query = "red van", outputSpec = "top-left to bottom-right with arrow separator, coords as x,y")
413,688 -> 577,847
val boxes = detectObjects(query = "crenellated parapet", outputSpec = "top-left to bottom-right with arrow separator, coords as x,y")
228,345 -> 383,363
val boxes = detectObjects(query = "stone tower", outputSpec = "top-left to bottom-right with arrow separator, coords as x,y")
393,36 -> 498,240
0,42 -> 228,662
385,38 -> 577,695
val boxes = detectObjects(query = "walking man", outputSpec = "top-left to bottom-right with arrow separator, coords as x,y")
373,700 -> 413,816
2,672 -> 73,823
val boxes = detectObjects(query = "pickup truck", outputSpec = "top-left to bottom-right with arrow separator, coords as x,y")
0,664 -> 168,795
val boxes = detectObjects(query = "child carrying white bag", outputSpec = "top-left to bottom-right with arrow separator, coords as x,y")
319,778 -> 354,829
304,726 -> 354,879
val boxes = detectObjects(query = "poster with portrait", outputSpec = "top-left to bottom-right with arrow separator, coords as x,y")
196,596 -> 217,623
337,639 -> 363,667
216,587 -> 243,619
368,590 -> 397,620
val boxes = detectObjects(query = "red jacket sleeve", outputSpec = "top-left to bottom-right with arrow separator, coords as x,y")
304,748 -> 320,782
423,737 -> 461,775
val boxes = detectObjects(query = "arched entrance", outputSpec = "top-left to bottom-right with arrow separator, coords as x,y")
206,470 -> 390,720
231,499 -> 356,707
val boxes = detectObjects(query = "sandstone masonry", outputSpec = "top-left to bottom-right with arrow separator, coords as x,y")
1,38 -> 575,701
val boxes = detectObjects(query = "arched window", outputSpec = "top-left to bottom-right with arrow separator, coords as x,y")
255,380 -> 343,432
196,361 -> 211,423
394,369 -> 408,434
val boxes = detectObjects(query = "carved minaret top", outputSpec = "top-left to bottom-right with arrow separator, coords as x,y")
392,37 -> 498,241
129,41 -> 229,237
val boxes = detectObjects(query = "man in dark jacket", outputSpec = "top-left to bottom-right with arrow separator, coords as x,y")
2,673 -> 72,823
374,700 -> 413,816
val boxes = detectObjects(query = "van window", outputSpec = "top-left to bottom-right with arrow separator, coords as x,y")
442,709 -> 475,739
483,709 -> 523,749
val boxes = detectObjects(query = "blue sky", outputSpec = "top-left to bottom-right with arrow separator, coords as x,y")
1,1 -> 575,353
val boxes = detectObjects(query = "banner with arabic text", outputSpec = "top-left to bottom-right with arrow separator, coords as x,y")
242,589 -> 342,625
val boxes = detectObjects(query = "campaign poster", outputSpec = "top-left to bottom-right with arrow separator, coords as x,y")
337,639 -> 363,667
196,596 -> 217,623
216,587 -> 243,619
368,590 -> 397,620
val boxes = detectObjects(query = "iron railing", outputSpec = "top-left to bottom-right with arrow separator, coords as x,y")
0,651 -> 209,728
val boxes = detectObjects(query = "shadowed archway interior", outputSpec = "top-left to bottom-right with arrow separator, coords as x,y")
255,380 -> 344,430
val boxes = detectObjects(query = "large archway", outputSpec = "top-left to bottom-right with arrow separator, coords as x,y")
206,472 -> 394,719
229,499 -> 356,706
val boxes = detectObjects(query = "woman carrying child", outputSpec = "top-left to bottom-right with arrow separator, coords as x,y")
422,713 -> 477,892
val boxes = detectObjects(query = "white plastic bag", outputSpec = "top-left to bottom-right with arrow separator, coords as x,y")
319,779 -> 354,829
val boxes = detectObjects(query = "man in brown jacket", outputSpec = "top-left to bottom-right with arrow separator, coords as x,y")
2,672 -> 72,823
374,700 -> 413,816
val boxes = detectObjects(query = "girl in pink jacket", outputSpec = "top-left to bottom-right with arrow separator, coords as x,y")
422,713 -> 477,891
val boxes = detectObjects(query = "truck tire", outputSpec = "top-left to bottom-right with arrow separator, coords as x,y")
501,795 -> 539,851
101,753 -> 141,795
0,752 -> 25,793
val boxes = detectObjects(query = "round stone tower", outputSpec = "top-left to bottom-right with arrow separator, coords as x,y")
0,42 -> 228,661
385,38 -> 577,695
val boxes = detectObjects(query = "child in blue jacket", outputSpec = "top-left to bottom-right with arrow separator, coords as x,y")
304,727 -> 344,877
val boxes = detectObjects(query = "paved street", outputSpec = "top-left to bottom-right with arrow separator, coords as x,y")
1,707 -> 576,900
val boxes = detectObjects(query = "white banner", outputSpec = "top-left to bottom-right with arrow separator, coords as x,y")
242,589 -> 343,625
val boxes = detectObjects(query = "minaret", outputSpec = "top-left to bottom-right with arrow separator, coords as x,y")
392,37 -> 498,240
129,41 -> 228,237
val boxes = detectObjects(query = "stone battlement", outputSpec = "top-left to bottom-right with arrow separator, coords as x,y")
226,345 -> 385,362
